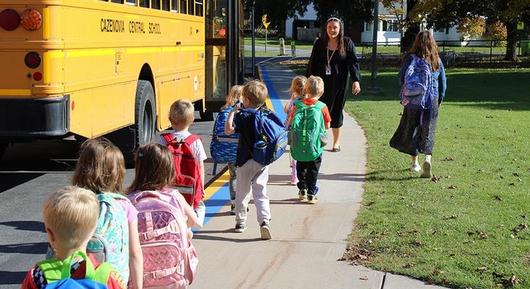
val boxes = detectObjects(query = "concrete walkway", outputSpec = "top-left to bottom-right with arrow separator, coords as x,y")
190,59 -> 448,289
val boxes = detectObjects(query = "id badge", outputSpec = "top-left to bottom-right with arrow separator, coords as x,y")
325,64 -> 331,75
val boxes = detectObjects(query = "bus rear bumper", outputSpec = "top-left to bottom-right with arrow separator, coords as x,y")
0,96 -> 69,138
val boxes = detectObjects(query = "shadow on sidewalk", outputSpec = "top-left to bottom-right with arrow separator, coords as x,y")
0,271 -> 26,285
318,173 -> 365,183
194,230 -> 263,243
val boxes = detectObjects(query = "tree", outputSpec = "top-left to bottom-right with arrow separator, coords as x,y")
245,0 -> 312,36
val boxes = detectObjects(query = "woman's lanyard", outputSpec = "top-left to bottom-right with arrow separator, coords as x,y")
326,47 -> 336,75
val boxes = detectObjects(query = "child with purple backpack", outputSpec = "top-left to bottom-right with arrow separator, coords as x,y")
127,143 -> 200,288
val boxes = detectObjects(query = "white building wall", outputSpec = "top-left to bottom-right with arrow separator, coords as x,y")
285,3 -> 317,38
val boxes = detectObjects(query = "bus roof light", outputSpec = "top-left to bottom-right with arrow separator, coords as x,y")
21,9 -> 42,31
25,52 -> 41,69
0,9 -> 21,31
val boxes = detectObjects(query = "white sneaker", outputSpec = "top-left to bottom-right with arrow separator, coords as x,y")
411,163 -> 421,172
421,160 -> 432,178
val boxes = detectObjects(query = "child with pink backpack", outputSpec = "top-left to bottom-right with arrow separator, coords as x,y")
127,143 -> 200,289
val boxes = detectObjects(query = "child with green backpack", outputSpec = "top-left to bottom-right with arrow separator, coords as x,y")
288,76 -> 331,204
21,186 -> 126,289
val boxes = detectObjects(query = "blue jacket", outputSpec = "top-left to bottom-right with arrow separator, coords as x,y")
400,54 -> 447,104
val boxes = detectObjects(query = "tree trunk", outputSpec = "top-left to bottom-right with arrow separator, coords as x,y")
401,0 -> 420,53
504,20 -> 519,62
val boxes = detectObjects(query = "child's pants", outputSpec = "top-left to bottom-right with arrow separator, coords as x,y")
235,159 -> 270,225
227,162 -> 237,201
296,155 -> 322,196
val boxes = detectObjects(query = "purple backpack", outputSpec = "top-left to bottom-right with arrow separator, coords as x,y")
400,55 -> 434,110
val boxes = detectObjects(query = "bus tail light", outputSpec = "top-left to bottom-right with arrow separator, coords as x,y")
33,72 -> 43,81
0,9 -> 21,31
25,52 -> 41,69
21,9 -> 42,31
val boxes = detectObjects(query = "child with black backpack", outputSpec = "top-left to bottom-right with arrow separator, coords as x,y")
161,99 -> 207,228
224,80 -> 279,240
210,85 -> 243,214
21,186 -> 126,289
288,76 -> 331,204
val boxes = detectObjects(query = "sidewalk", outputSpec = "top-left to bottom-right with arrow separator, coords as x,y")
190,59 -> 449,289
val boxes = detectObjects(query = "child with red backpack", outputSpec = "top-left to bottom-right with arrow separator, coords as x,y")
160,99 -> 207,228
21,186 -> 126,289
127,143 -> 200,289
72,138 -> 143,288
288,76 -> 331,204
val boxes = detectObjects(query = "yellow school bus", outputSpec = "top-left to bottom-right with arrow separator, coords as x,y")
0,0 -> 205,156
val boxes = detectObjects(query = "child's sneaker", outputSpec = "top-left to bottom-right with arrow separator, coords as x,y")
298,189 -> 307,201
260,221 -> 272,240
307,195 -> 318,204
234,223 -> 246,233
421,160 -> 432,178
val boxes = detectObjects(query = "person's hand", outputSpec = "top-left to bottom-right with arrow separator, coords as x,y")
352,81 -> 361,95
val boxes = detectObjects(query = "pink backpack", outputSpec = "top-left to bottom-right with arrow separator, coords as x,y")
129,189 -> 198,288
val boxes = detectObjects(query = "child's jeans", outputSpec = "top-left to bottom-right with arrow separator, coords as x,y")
227,162 -> 237,201
235,159 -> 271,226
296,155 -> 322,196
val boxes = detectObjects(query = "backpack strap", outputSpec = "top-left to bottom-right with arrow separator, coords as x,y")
92,262 -> 114,284
183,134 -> 200,146
161,133 -> 174,144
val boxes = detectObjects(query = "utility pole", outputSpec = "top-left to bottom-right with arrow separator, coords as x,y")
251,1 -> 256,77
368,0 -> 381,93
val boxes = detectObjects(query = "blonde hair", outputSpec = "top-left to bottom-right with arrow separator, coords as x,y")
304,76 -> 325,98
43,186 -> 99,249
410,31 -> 440,71
72,138 -> 125,193
289,76 -> 307,98
242,80 -> 268,107
222,85 -> 243,109
128,143 -> 175,193
169,99 -> 195,129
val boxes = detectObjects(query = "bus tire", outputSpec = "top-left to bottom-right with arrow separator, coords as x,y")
134,80 -> 156,148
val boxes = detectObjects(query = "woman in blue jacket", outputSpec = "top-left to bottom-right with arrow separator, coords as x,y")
390,31 -> 447,178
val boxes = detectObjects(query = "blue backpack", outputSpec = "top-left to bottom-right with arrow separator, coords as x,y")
242,107 -> 287,166
400,55 -> 434,110
210,106 -> 239,171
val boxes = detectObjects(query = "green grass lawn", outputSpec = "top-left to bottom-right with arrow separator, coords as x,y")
343,68 -> 530,289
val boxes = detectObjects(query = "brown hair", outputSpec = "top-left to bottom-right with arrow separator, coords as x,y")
43,186 -> 99,249
222,85 -> 243,109
72,138 -> 125,193
409,31 -> 440,71
242,80 -> 268,107
127,143 -> 175,193
169,99 -> 195,130
304,75 -> 325,98
289,76 -> 307,98
324,17 -> 346,57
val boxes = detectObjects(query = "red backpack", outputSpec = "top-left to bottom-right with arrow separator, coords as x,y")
162,133 -> 204,209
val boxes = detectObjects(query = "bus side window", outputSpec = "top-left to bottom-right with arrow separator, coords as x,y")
111,0 -> 124,3
171,0 -> 178,12
187,0 -> 194,15
152,0 -> 160,9
162,0 -> 170,11
140,0 -> 149,7
126,0 -> 136,5
180,0 -> 186,14
195,0 -> 203,16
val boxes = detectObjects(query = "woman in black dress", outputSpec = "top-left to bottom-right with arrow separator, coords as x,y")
306,17 -> 361,152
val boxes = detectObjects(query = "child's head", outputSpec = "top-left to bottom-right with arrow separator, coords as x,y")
72,137 -> 125,193
128,143 -> 175,193
223,85 -> 243,109
169,99 -> 195,131
289,76 -> 307,98
242,80 -> 268,108
303,76 -> 325,99
43,186 -> 99,251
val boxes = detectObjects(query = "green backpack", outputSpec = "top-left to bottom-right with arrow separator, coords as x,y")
289,100 -> 327,161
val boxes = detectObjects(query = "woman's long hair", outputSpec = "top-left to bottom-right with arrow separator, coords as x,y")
127,143 -> 175,193
323,17 -> 346,57
409,31 -> 440,71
